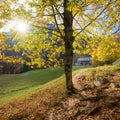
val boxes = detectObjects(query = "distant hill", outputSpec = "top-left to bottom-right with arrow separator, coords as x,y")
112,58 -> 120,65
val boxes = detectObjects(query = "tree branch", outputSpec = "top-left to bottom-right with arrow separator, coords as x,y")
47,31 -> 62,39
73,11 -> 79,18
32,24 -> 58,31
51,5 -> 64,38
75,0 -> 112,37
112,27 -> 120,34
74,18 -> 98,36
32,24 -> 62,38
53,3 -> 64,19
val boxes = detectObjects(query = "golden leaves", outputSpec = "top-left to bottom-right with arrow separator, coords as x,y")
85,36 -> 120,65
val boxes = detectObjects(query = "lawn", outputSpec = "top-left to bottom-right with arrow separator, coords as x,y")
0,66 -> 88,103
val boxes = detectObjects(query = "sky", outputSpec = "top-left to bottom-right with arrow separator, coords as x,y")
0,0 -> 31,33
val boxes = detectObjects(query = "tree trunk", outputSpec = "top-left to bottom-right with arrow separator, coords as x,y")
63,0 -> 74,93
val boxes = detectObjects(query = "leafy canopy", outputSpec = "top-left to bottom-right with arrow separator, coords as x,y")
0,0 -> 119,67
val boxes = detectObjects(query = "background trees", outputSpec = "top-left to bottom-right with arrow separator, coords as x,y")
84,36 -> 120,66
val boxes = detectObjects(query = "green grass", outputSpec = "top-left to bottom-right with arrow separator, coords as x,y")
84,65 -> 120,81
0,66 -> 87,103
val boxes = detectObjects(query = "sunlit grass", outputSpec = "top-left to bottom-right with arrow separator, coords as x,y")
0,66 -> 89,103
84,65 -> 120,81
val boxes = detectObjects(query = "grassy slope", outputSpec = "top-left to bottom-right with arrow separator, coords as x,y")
84,65 -> 120,81
0,66 -> 87,103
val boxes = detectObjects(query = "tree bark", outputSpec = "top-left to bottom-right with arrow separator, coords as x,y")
63,0 -> 74,93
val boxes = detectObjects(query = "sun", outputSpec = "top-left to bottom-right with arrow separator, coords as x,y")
16,20 -> 29,33
0,19 -> 30,33
16,22 -> 27,33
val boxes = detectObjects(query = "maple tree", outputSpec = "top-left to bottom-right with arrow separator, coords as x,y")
0,0 -> 120,93
84,36 -> 120,66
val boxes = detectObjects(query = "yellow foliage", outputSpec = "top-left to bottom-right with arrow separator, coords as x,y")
0,0 -> 119,69
86,36 -> 120,66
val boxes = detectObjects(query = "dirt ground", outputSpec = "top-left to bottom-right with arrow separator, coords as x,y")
45,69 -> 120,120
0,83 -> 66,120
0,68 -> 120,120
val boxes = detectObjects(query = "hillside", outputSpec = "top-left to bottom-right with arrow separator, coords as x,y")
0,67 -> 65,102
0,65 -> 119,120
45,65 -> 120,120
0,66 -> 85,119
